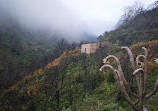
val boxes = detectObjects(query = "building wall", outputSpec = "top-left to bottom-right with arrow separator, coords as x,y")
81,44 -> 91,54
90,43 -> 99,54
81,43 -> 99,54
81,41 -> 110,54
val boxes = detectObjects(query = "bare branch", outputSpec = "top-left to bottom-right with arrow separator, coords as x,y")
133,68 -> 144,94
103,55 -> 129,86
133,68 -> 144,110
136,55 -> 146,65
100,64 -> 120,85
136,55 -> 148,95
100,46 -> 157,111
121,46 -> 136,71
100,65 -> 125,92
142,47 -> 148,58
104,55 -> 138,97
133,68 -> 144,76
100,64 -> 138,111
121,47 -> 141,98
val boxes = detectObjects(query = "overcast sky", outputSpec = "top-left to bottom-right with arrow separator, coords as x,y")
60,0 -> 156,34
0,0 -> 156,40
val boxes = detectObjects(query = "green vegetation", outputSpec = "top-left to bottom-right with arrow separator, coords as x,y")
0,1 -> 158,111
99,2 -> 158,46
0,15 -> 78,91
1,40 -> 158,110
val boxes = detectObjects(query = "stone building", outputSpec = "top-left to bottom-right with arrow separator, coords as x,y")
81,41 -> 109,54
81,43 -> 99,54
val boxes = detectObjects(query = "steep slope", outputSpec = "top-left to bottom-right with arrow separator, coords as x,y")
1,49 -> 79,95
1,2 -> 158,111
99,6 -> 158,45
1,40 -> 158,111
0,49 -> 79,111
0,15 -> 73,91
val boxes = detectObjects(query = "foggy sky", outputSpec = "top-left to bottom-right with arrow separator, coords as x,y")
0,0 -> 156,41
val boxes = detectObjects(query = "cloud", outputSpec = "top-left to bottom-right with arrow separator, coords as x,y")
0,0 -> 88,41
0,0 -> 156,41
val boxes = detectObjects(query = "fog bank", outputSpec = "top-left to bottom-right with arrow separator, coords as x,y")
0,0 -> 156,41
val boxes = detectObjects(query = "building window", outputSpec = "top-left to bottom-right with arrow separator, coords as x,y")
85,48 -> 86,52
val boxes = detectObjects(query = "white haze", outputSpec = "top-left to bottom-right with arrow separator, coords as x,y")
0,0 -> 156,41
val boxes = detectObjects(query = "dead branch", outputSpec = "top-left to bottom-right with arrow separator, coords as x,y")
100,47 -> 158,111
121,46 -> 136,71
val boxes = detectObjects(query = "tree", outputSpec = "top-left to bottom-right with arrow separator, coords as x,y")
100,47 -> 158,111
118,1 -> 144,26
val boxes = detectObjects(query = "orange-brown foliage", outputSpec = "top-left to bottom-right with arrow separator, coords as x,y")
130,40 -> 158,75
1,49 -> 79,96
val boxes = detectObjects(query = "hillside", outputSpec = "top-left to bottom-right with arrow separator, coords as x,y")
1,40 -> 158,111
0,15 -> 77,91
98,4 -> 158,45
0,1 -> 158,111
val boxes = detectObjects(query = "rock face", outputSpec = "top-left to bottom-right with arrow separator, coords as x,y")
81,43 -> 99,54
